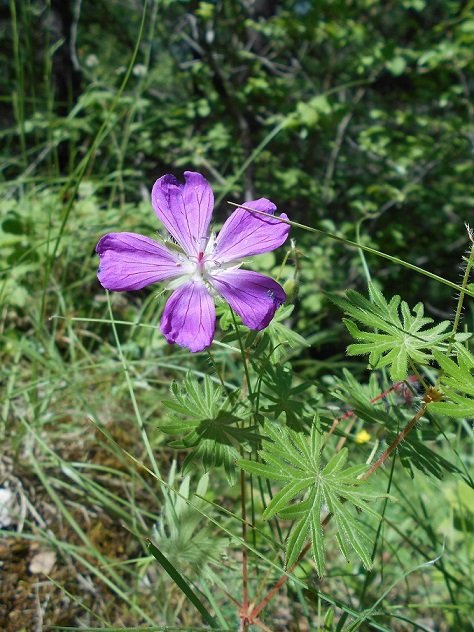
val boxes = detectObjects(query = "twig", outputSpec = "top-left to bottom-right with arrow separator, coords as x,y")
451,230 -> 474,338
322,87 -> 366,203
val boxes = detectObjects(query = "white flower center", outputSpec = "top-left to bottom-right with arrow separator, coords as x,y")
165,233 -> 242,292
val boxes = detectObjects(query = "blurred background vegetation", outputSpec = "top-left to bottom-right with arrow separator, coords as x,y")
3,0 -> 474,322
1,1 -> 473,630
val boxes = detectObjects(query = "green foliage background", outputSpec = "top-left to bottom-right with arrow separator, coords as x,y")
2,0 -> 474,320
1,1 -> 473,630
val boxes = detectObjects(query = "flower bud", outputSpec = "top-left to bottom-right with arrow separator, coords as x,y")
283,278 -> 299,303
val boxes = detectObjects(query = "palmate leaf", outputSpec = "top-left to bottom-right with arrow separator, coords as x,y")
163,373 -> 224,423
238,419 -> 386,576
160,374 -> 257,481
430,344 -> 474,418
264,304 -> 310,362
258,362 -> 313,431
330,282 -> 452,380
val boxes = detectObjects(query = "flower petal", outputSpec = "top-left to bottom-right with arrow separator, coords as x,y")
212,269 -> 285,330
151,171 -> 214,257
96,232 -> 183,291
160,280 -> 216,352
214,198 -> 290,263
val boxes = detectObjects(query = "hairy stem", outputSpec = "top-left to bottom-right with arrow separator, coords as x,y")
230,308 -> 253,399
451,234 -> 474,338
361,402 -> 427,480
227,202 -> 474,299
230,308 -> 252,630
240,467 -> 249,632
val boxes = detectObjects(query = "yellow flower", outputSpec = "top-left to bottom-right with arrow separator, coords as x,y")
355,429 -> 371,445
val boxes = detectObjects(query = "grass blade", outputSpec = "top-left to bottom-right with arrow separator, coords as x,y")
145,539 -> 219,629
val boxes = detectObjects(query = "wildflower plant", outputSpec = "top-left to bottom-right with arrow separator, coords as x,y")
95,173 -> 474,630
5,0 -> 474,628
96,171 -> 289,351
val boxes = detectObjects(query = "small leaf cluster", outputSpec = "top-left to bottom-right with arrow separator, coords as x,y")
239,419 -> 386,576
331,282 -> 456,380
160,373 -> 258,480
257,362 -> 314,430
329,368 -> 466,481
430,344 -> 474,418
387,427 -> 462,481
330,368 -> 405,428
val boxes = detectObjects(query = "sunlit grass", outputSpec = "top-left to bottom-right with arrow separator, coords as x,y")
1,0 -> 473,630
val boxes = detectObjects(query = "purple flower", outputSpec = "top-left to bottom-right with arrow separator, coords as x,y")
96,171 -> 290,352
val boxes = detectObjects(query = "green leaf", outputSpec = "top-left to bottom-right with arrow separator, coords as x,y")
386,56 -> 407,76
236,459 -> 288,481
310,504 -> 325,577
322,447 -> 348,476
263,479 -> 311,519
331,369 -> 402,428
287,511 -> 313,567
152,467 -> 228,588
146,539 -> 219,628
430,345 -> 474,418
238,417 -> 386,575
330,283 -> 451,380
163,373 -> 223,424
258,362 -> 312,430
386,428 -> 462,480
160,373 -> 256,480
330,496 -> 372,568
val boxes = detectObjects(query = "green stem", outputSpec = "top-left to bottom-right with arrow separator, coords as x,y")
240,467 -> 249,631
356,216 -> 372,285
451,237 -> 474,338
437,232 -> 474,389
10,0 -> 27,166
227,203 -> 474,299
229,307 -> 253,630
206,348 -> 228,394
408,358 -> 429,392
230,308 -> 253,400
361,403 -> 428,480
230,307 -> 253,632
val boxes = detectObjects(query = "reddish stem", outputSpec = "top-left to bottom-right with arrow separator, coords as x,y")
249,375 -> 422,621
327,376 -> 417,438
361,398 -> 427,480
240,467 -> 249,631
